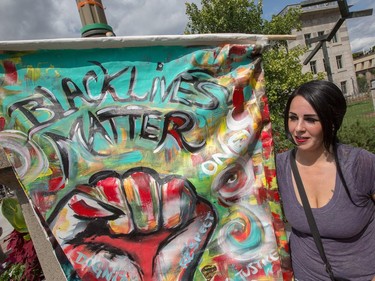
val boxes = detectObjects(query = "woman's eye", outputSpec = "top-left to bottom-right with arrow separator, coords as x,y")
288,115 -> 297,121
305,118 -> 319,123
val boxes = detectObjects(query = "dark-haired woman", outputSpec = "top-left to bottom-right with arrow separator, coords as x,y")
276,80 -> 375,281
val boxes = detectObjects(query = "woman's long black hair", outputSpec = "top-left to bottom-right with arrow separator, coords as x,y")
284,80 -> 365,206
283,80 -> 347,151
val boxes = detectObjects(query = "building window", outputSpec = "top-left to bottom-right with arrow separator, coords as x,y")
310,60 -> 317,74
318,31 -> 324,38
336,55 -> 343,69
304,33 -> 312,48
331,33 -> 338,43
340,81 -> 347,95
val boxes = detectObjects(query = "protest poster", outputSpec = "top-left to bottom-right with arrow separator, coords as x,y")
0,34 -> 292,280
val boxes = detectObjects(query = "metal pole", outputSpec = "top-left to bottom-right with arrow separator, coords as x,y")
321,41 -> 333,82
76,0 -> 115,37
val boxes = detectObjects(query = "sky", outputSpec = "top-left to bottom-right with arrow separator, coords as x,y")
0,0 -> 373,53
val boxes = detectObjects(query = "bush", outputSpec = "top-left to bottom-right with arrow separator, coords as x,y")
272,118 -> 375,154
0,229 -> 44,281
338,120 -> 375,154
271,116 -> 293,154
0,198 -> 44,281
0,263 -> 25,281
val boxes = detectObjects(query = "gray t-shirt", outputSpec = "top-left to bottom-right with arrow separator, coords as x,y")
276,144 -> 375,281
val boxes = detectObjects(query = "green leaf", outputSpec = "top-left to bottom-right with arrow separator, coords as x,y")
1,197 -> 28,233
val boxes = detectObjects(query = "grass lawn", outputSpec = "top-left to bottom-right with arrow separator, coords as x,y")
343,97 -> 375,127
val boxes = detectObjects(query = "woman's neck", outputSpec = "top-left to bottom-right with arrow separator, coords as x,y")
295,146 -> 334,167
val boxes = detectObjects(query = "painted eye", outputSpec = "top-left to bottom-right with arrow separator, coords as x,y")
225,173 -> 239,185
211,160 -> 255,206
213,165 -> 247,194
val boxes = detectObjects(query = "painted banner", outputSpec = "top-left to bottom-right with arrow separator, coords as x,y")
0,35 -> 292,280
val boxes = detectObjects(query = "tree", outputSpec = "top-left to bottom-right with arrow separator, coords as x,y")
356,75 -> 369,94
185,0 -> 263,34
263,46 -> 318,151
185,0 -> 324,152
263,8 -> 301,37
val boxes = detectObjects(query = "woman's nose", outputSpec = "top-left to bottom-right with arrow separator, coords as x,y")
295,120 -> 305,132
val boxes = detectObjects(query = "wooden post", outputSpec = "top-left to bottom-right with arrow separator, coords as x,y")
76,0 -> 115,37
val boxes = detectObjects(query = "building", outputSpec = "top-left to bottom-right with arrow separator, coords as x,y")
282,2 -> 358,96
353,48 -> 375,92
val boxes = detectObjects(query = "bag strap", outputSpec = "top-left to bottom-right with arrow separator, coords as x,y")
290,149 -> 336,281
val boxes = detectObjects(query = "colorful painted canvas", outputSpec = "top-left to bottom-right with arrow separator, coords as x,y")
0,35 -> 292,280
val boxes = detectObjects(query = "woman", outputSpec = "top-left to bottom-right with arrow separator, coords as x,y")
276,80 -> 375,280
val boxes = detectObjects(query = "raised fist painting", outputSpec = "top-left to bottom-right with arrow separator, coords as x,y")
0,39 -> 292,280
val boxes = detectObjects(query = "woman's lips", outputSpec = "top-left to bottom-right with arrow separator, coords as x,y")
295,136 -> 308,144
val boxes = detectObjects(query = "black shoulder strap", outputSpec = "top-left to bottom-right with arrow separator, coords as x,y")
289,149 -> 336,281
